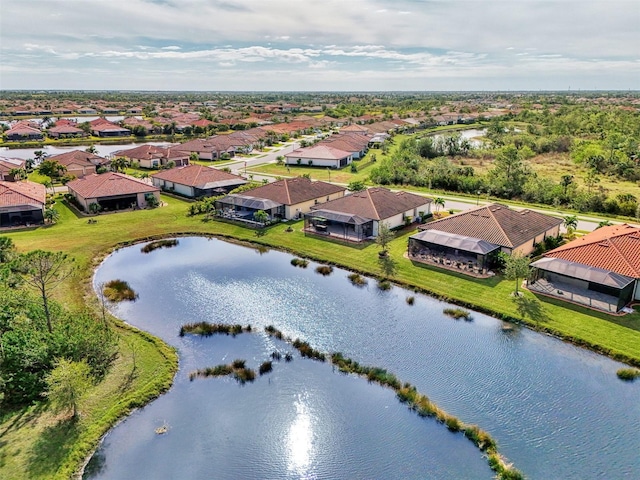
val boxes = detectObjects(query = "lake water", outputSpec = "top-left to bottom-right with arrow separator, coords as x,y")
431,128 -> 486,147
87,237 -> 640,480
0,142 -> 172,160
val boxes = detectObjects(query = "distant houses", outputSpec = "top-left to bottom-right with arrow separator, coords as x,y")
48,150 -> 110,178
113,144 -> 189,169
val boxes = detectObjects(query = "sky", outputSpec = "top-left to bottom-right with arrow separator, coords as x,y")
1,0 -> 639,92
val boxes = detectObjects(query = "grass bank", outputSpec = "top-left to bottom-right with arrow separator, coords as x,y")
1,192 -> 639,478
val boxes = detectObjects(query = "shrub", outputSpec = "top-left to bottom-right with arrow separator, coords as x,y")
406,296 -> 415,305
377,279 -> 392,291
232,359 -> 246,369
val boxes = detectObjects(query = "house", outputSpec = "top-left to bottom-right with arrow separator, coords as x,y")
0,181 -> 46,228
529,224 -> 640,313
67,172 -> 160,212
48,150 -> 110,178
113,144 -> 189,169
90,118 -> 131,137
305,187 -> 432,242
174,137 -> 237,160
4,121 -> 43,141
48,123 -> 87,139
0,157 -> 26,181
320,132 -> 371,159
284,145 -> 353,169
151,164 -> 246,198
408,204 -> 562,274
216,177 -> 345,222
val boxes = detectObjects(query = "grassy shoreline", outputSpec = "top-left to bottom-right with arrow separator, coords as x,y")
1,193 -> 639,479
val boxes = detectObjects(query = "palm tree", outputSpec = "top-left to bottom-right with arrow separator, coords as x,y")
563,215 -> 578,239
86,145 -> 98,154
434,197 -> 445,214
110,157 -> 128,173
8,168 -> 26,181
44,207 -> 60,224
34,150 -> 47,165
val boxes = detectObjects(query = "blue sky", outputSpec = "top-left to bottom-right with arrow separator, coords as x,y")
1,0 -> 639,91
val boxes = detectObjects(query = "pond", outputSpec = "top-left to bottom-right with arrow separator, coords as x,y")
87,237 -> 640,479
431,128 -> 486,147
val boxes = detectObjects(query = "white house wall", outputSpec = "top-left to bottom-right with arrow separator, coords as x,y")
284,191 -> 345,220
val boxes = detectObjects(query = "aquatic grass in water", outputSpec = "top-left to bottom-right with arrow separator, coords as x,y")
315,265 -> 334,276
377,279 -> 392,291
348,273 -> 367,287
179,322 -> 251,337
103,279 -> 137,302
616,368 -> 640,381
406,296 -> 415,305
189,361 -> 256,385
443,308 -> 472,321
291,258 -> 309,268
140,239 -> 179,253
259,361 -> 273,375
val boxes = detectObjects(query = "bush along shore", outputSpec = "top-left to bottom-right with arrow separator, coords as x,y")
180,322 -> 523,479
179,322 -> 252,337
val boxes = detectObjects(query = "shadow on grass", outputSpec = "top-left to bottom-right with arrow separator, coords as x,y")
378,254 -> 398,278
27,416 -> 80,478
302,231 -> 373,250
513,295 -> 550,325
409,260 -> 503,288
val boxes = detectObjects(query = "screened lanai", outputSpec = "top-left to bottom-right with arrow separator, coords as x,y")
215,194 -> 284,221
304,209 -> 374,242
529,257 -> 635,312
408,229 -> 501,273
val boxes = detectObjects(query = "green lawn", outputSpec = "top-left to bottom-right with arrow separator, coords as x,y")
1,193 -> 639,479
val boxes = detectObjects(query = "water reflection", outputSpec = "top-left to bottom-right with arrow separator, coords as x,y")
287,395 -> 314,477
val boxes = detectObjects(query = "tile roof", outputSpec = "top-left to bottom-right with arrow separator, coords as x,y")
240,177 -> 345,205
285,145 -> 352,161
311,187 -> 431,221
151,164 -> 246,189
67,172 -> 158,199
0,181 -> 46,207
419,203 -> 563,248
49,150 -> 109,167
0,157 -> 26,175
543,224 -> 640,278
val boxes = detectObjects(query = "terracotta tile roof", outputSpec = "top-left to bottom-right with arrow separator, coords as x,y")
285,145 -> 352,161
114,144 -> 169,160
544,224 -> 640,278
0,157 -> 26,175
419,203 -> 563,249
311,187 -> 431,221
151,164 -> 246,188
49,150 -> 109,167
67,172 -> 158,199
6,122 -> 42,136
0,180 -> 46,207
48,124 -> 85,135
241,177 -> 345,205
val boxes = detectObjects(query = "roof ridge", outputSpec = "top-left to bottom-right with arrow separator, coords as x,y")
608,237 -> 640,277
283,178 -> 292,205
366,189 -> 380,220
486,204 -> 513,247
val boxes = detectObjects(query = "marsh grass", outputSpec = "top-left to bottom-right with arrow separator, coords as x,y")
616,368 -> 640,381
443,307 -> 472,321
140,239 -> 178,253
103,280 -> 137,302
315,265 -> 334,276
259,361 -> 273,375
406,296 -> 415,305
179,322 -> 251,337
348,273 -> 367,287
377,279 -> 392,291
291,258 -> 309,268
189,361 -> 256,385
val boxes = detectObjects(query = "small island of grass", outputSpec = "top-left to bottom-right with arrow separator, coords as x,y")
103,279 -> 138,302
443,307 -> 472,321
141,238 -> 179,253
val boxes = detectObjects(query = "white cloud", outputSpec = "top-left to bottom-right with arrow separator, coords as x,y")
1,0 -> 638,90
